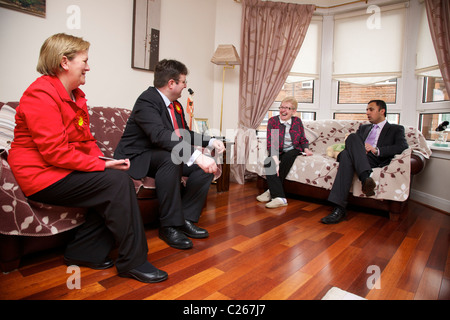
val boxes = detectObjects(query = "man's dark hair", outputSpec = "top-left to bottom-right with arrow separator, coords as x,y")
368,99 -> 387,115
153,59 -> 188,88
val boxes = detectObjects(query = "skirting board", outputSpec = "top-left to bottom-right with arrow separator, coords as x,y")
410,189 -> 450,213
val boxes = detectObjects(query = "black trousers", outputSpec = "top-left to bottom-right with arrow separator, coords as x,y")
264,149 -> 302,199
327,133 -> 380,208
28,169 -> 148,273
147,148 -> 214,227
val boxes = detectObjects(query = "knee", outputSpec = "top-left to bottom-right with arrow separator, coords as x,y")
105,169 -> 134,189
345,133 -> 359,145
263,157 -> 277,175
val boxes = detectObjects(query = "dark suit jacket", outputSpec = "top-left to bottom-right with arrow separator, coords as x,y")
351,121 -> 409,167
114,87 -> 211,179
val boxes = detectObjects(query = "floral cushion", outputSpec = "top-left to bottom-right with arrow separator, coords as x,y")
246,120 -> 431,202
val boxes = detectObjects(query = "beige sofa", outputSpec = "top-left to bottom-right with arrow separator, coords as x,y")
246,119 -> 431,220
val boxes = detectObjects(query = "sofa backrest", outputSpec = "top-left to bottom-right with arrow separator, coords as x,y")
303,119 -> 431,158
88,106 -> 131,158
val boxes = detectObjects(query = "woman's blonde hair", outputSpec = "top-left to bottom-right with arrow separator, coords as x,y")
36,33 -> 90,76
281,96 -> 298,111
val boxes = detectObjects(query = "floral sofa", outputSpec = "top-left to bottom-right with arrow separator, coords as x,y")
246,119 -> 431,221
0,101 -> 221,272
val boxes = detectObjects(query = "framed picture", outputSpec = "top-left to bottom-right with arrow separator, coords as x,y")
0,0 -> 46,18
132,0 -> 161,71
193,118 -> 209,134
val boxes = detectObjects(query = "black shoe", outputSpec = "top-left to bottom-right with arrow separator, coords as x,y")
159,226 -> 193,249
321,206 -> 347,224
119,268 -> 168,283
63,256 -> 114,270
362,177 -> 376,196
178,220 -> 209,239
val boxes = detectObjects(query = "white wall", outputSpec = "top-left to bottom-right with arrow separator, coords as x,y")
0,0 -> 241,133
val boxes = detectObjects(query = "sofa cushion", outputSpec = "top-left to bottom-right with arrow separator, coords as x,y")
0,104 -> 16,152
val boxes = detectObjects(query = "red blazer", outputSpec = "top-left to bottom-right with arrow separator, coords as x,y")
8,76 -> 105,196
266,115 -> 309,156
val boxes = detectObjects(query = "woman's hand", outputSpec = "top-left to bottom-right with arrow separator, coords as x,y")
104,159 -> 130,171
304,148 -> 313,156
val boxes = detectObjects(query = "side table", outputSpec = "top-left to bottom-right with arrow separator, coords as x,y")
216,141 -> 233,192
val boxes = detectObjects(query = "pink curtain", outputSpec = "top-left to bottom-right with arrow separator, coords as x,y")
425,0 -> 450,95
231,0 -> 315,184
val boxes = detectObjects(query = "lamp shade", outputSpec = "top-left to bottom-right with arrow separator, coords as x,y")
211,45 -> 241,65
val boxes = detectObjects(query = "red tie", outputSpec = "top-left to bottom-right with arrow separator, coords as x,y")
169,103 -> 180,137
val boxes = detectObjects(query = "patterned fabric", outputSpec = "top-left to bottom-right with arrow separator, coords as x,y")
247,120 -> 431,202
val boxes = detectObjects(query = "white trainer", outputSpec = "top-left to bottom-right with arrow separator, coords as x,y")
256,190 -> 271,202
265,197 -> 288,208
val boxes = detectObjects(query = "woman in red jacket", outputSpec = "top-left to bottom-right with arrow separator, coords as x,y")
8,33 -> 167,283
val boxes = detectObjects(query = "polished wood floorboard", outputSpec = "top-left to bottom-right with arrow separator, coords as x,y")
0,181 -> 449,300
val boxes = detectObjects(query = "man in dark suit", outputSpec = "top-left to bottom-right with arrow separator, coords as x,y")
321,100 -> 408,224
114,59 -> 225,249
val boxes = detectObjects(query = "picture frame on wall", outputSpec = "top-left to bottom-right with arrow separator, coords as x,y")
0,0 -> 46,18
132,0 -> 161,71
193,118 -> 209,134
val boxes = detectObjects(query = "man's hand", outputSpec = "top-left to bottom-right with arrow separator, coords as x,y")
212,139 -> 225,154
365,143 -> 377,155
195,154 -> 218,174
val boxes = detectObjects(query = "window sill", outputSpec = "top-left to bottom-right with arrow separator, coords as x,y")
427,141 -> 450,160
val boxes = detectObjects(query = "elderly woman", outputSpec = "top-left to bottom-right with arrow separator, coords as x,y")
8,33 -> 167,283
256,96 -> 313,208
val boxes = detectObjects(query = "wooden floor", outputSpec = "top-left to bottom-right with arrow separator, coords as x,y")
0,180 -> 449,301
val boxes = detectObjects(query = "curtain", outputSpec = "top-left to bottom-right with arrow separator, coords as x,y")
231,0 -> 315,184
425,0 -> 450,95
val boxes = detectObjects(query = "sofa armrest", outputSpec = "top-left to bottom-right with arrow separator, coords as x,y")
411,150 -> 426,175
1,151 -> 87,236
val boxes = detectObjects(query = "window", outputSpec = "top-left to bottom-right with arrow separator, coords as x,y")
258,17 -> 322,134
276,78 -> 314,104
419,113 -> 450,141
257,110 -> 316,137
422,77 -> 449,103
416,3 -> 450,141
337,79 -> 398,104
334,112 -> 400,124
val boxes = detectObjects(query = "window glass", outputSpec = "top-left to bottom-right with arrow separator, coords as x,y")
333,112 -> 399,124
275,79 -> 314,103
419,113 -> 450,140
338,79 -> 397,104
422,77 -> 449,103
